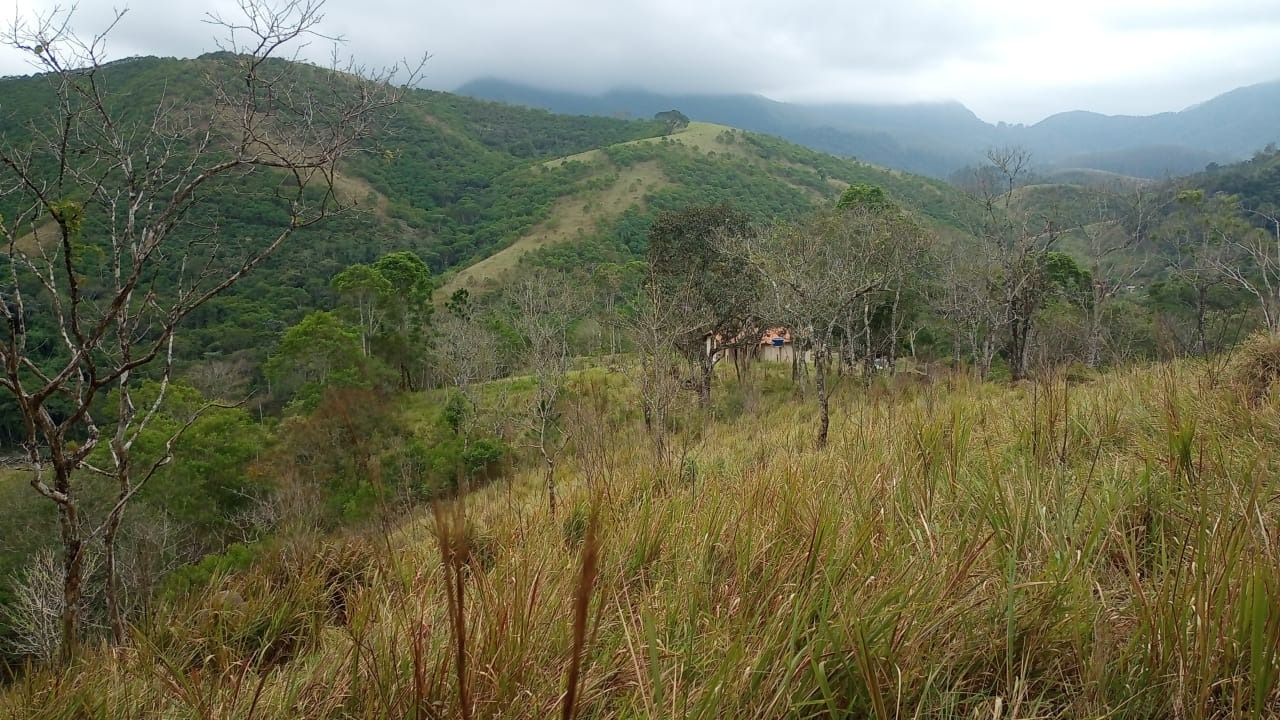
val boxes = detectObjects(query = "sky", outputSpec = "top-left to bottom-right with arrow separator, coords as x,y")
1,0 -> 1278,124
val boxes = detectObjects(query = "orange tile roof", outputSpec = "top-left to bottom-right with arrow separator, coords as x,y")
759,328 -> 791,345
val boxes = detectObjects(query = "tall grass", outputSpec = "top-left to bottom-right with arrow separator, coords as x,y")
4,360 -> 1280,718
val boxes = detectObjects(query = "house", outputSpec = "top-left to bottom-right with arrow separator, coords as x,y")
709,327 -> 797,365
756,328 -> 795,363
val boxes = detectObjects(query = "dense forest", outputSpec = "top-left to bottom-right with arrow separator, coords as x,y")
4,13 -> 1280,717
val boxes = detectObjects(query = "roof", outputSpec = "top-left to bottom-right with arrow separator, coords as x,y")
759,328 -> 791,345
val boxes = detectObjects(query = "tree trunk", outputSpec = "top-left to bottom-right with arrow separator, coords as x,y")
698,352 -> 713,407
815,344 -> 830,448
1008,313 -> 1031,382
862,298 -> 873,381
101,442 -> 133,646
979,335 -> 994,381
1194,285 -> 1208,356
104,506 -> 126,645
1086,281 -> 1105,369
543,454 -> 557,517
55,478 -> 84,664
888,287 -> 901,373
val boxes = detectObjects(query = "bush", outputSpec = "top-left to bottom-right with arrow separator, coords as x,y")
161,542 -> 264,601
1232,332 -> 1280,404
463,437 -> 507,479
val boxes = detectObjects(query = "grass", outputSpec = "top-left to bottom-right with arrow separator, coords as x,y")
542,123 -> 751,170
5,359 -> 1280,718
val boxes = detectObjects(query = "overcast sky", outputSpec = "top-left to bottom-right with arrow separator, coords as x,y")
2,0 -> 1278,124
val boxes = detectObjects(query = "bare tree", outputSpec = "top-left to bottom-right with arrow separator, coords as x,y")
1217,206 -> 1280,334
433,310 -> 507,492
736,204 -> 928,447
511,270 -> 582,516
619,272 -> 702,465
1158,189 -> 1239,355
941,241 -> 1002,378
1078,185 -> 1158,368
0,1 -> 415,660
835,187 -> 933,378
0,548 -> 100,663
967,147 -> 1064,381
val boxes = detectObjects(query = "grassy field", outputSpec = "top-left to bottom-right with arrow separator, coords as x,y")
6,354 -> 1280,718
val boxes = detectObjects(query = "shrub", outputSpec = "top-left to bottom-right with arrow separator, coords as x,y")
1232,332 -> 1280,404
463,437 -> 508,479
161,542 -> 264,601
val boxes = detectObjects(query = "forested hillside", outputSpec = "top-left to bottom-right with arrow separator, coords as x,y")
0,54 -> 661,408
0,53 -> 977,403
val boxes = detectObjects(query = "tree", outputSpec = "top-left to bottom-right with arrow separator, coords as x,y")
1216,205 -> 1280,335
265,311 -> 369,409
510,270 -> 582,515
967,147 -> 1064,381
370,251 -> 433,388
654,110 -> 690,134
645,205 -> 756,406
1157,189 -> 1242,355
737,202 -> 929,447
1076,186 -> 1159,368
432,302 -> 509,493
333,251 -> 433,387
620,271 -> 703,465
836,183 -> 892,212
835,185 -> 930,376
941,242 -> 1003,378
0,1 -> 414,660
332,264 -> 392,357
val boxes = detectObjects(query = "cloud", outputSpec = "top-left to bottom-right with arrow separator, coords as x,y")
1,0 -> 1278,123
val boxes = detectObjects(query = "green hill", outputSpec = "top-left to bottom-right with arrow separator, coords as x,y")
0,55 -> 659,360
0,55 -> 979,363
441,121 -> 981,297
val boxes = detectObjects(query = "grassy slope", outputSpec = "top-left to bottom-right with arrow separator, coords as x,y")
9,358 -> 1280,718
438,159 -> 669,296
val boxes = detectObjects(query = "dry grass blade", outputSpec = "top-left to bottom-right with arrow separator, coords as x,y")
563,509 -> 600,720
433,499 -> 471,720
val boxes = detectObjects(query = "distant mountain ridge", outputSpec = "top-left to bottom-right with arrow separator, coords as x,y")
455,78 -> 1280,180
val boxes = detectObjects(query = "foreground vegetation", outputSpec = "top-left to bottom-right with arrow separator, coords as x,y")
5,351 -> 1280,718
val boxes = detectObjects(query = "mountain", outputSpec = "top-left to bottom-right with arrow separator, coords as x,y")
456,78 -> 1280,180
457,78 -> 992,178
